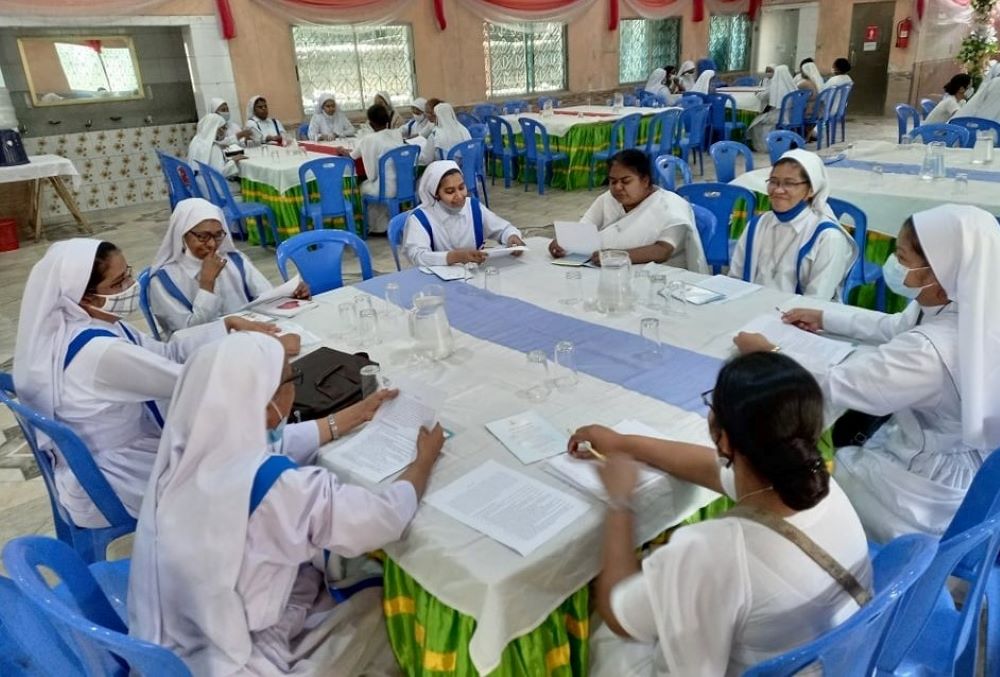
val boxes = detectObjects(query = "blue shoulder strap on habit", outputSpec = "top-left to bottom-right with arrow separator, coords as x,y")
226,252 -> 255,303
412,209 -> 436,250
63,329 -> 117,369
153,269 -> 193,312
249,455 -> 299,515
470,198 -> 484,249
795,221 -> 842,295
116,323 -> 166,428
741,216 -> 758,283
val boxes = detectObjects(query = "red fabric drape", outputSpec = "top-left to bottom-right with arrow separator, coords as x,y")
693,0 -> 705,22
435,0 -> 447,29
748,0 -> 761,20
85,40 -> 103,53
609,0 -> 619,30
216,0 -> 236,39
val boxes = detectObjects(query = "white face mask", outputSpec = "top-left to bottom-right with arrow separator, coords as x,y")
91,280 -> 140,318
882,254 -> 932,300
218,110 -> 230,122
717,457 -> 738,500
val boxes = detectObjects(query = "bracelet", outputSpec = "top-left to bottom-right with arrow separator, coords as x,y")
606,495 -> 635,513
327,414 -> 340,441
770,345 -> 782,353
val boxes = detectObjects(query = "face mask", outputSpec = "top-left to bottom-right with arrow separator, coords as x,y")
882,254 -> 932,300
717,457 -> 738,500
267,401 -> 286,448
92,281 -> 140,317
218,110 -> 230,122
440,200 -> 465,215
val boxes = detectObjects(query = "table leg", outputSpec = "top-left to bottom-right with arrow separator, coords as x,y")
48,177 -> 92,234
28,179 -> 42,240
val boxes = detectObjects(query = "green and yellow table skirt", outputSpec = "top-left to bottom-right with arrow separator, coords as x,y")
239,177 -> 363,246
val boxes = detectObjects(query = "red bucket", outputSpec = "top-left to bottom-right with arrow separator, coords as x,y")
0,217 -> 19,252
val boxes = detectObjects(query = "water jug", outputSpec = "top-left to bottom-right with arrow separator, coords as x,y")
596,250 -> 633,314
408,285 -> 454,360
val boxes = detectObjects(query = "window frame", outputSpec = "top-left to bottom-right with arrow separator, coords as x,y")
483,22 -> 568,99
617,17 -> 682,85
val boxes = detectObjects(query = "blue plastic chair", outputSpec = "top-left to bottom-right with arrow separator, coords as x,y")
677,104 -> 712,175
948,116 -> 1000,148
156,151 -> 201,210
503,100 -> 529,115
682,91 -> 709,105
297,156 -> 358,235
195,160 -> 279,246
467,123 -> 488,141
830,84 -> 853,145
136,267 -> 161,341
875,449 -> 1000,676
677,183 -> 757,274
275,229 -> 373,294
827,197 -> 886,310
447,139 -> 489,206
895,104 -> 922,144
775,89 -> 811,139
706,93 -> 746,142
360,144 -> 421,236
3,536 -> 192,676
472,103 -> 499,121
0,575 -> 83,675
908,123 -> 970,148
0,373 -> 136,564
590,113 -> 643,190
744,534 -> 938,677
653,154 -> 693,192
710,140 -> 754,183
456,111 -> 480,129
733,75 -> 759,86
387,210 -> 413,271
483,114 -> 524,189
808,87 -> 838,150
297,121 -> 309,140
517,117 -> 569,195
691,204 -> 718,267
643,108 -> 683,160
920,98 -> 936,118
766,130 -> 808,165
537,96 -> 560,109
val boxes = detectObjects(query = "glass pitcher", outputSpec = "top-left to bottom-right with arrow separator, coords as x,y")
408,285 -> 454,360
596,250 -> 633,315
972,130 -> 994,164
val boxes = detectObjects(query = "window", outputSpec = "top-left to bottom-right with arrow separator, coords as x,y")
618,18 -> 681,84
292,25 -> 416,114
483,23 -> 566,98
709,13 -> 752,72
54,42 -> 139,93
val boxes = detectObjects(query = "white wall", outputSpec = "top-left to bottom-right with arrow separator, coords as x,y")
752,1 -> 819,73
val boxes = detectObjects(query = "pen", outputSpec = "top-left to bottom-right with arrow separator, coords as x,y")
578,440 -> 606,462
775,306 -> 787,317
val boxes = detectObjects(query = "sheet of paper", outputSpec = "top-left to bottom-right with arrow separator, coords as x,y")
545,419 -> 667,502
485,245 -> 529,258
425,460 -> 590,557
419,265 -> 469,281
553,221 -> 601,255
695,275 -> 762,303
739,314 -> 855,374
252,297 -> 319,318
328,383 -> 445,483
549,253 -> 592,267
485,411 -> 567,465
246,274 -> 302,308
661,283 -> 724,306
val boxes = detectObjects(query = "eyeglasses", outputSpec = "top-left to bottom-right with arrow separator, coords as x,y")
108,265 -> 134,292
188,231 -> 227,244
701,389 -> 714,409
766,178 -> 810,191
281,369 -> 303,386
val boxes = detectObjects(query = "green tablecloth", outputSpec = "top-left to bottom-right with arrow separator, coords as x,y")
240,177 -> 363,246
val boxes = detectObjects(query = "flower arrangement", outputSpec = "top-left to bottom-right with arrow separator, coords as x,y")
958,0 -> 1000,84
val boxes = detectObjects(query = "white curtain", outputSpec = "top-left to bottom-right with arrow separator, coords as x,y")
456,0 -> 600,25
248,0 -> 414,25
621,0 -> 686,19
706,0 -> 750,15
0,0 -> 171,15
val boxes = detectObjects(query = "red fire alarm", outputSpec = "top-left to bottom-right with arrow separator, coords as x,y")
864,25 -> 880,42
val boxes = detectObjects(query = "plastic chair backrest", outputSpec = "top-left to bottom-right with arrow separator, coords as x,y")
194,160 -> 238,214
681,104 -> 711,146
156,151 -> 200,206
467,123 -> 488,140
1,574 -> 84,675
942,445 -> 1000,543
677,182 -> 757,265
3,536 -> 192,676
504,100 -> 528,114
645,108 -> 683,156
275,229 -> 373,294
895,104 -> 922,143
537,96 -> 560,109
777,89 -> 810,128
908,123 -> 970,148
827,197 -> 872,299
447,139 -> 486,190
298,156 -> 355,217
473,103 -> 499,120
297,122 -> 308,140
706,93 -> 739,131
835,84 -> 853,118
733,75 -> 759,86
484,115 -> 518,157
766,130 -> 808,164
136,268 -> 161,341
375,144 -> 420,201
653,154 -> 693,191
518,117 -> 555,162
387,210 -> 412,271
948,116 -> 1000,147
709,140 -> 754,183
743,533 -> 938,677
691,204 -> 718,259
920,98 -> 936,118
813,86 -> 837,122
456,111 -> 480,128
0,374 -> 136,551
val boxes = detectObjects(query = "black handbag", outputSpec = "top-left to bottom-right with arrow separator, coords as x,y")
289,347 -> 377,422
0,129 -> 29,167
831,410 -> 891,448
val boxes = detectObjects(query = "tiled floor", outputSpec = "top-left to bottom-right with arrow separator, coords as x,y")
0,115 -> 898,561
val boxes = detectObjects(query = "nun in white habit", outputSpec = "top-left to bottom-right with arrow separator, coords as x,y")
210,97 -> 251,147
747,65 -> 797,150
12,239 -> 269,528
643,68 -> 670,98
729,149 -> 856,301
307,92 -> 355,141
403,97 -> 430,139
956,76 -> 1000,123
188,113 -> 241,179
737,204 -> 1000,542
677,60 -> 697,92
149,198 -> 308,334
245,94 -> 286,146
420,103 -> 471,165
373,90 -> 404,129
690,70 -> 715,94
129,332 -> 444,676
402,160 -> 525,267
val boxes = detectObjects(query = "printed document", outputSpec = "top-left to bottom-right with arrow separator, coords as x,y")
485,411 -> 567,465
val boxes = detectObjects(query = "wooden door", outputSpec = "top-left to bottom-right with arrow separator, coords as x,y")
849,2 -> 895,115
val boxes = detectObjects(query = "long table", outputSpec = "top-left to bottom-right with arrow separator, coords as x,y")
285,238 -> 841,675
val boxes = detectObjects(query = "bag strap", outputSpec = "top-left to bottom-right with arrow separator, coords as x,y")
226,252 -> 255,303
412,209 -> 436,250
470,197 -> 484,249
727,504 -> 872,607
153,269 -> 194,312
250,454 -> 299,515
794,221 -> 841,295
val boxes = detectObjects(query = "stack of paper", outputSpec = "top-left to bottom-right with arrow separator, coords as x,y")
738,314 -> 855,374
551,221 -> 600,267
425,460 -> 590,556
246,275 -> 319,317
419,265 -> 469,281
485,411 -> 567,465
545,419 -> 668,502
670,275 -> 762,305
225,311 -> 321,347
485,245 -> 529,258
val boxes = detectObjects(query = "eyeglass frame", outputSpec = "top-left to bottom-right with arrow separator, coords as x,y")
700,388 -> 714,409
765,177 -> 810,191
186,229 -> 228,244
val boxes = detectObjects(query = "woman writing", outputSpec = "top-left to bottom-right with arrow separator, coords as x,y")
403,160 -> 526,267
735,205 -> 1000,542
129,332 -> 444,675
12,239 -> 281,527
307,93 -> 355,141
188,113 -> 244,180
573,352 -> 871,676
149,198 -> 309,334
245,95 -> 286,146
548,149 -> 708,270
729,149 -> 856,301
421,102 -> 471,165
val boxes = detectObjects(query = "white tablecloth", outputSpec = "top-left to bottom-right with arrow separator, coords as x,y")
502,105 -> 660,138
300,238 -> 839,673
730,143 -> 1000,237
0,153 -> 81,190
719,86 -> 765,113
238,147 -> 327,194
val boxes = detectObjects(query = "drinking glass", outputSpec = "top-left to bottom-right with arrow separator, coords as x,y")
954,172 -> 970,196
647,273 -> 668,310
484,266 -> 500,294
640,317 -> 662,359
464,262 -> 479,283
337,301 -> 356,339
663,280 -> 689,318
360,365 -> 383,398
560,270 -> 583,305
521,350 -> 552,401
632,269 -> 650,303
354,294 -> 374,321
871,164 -> 884,185
357,308 -> 380,345
383,281 -> 403,317
553,341 -> 579,390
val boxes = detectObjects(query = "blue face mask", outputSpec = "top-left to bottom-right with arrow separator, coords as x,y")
267,402 -> 286,448
882,254 -> 932,299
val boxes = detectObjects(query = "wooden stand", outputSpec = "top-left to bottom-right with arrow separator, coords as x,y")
23,177 -> 93,240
